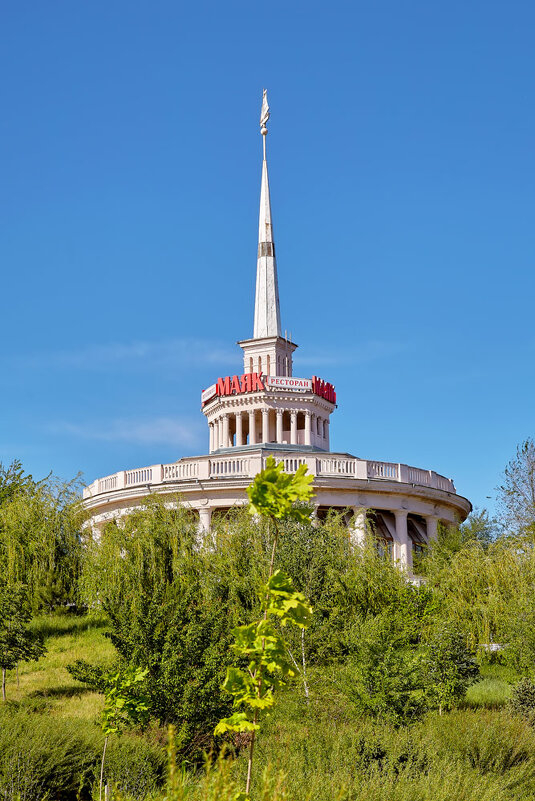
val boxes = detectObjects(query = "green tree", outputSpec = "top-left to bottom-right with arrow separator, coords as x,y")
424,625 -> 479,714
0,473 -> 84,612
99,665 -> 150,801
0,459 -> 35,504
0,583 -> 46,700
497,438 -> 535,535
339,610 -> 427,725
216,457 -> 314,797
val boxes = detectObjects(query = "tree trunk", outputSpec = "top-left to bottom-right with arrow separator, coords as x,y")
245,711 -> 258,796
100,735 -> 109,801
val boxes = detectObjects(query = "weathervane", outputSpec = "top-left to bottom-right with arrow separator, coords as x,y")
260,89 -> 270,159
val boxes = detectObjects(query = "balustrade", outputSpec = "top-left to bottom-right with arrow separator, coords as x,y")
84,455 -> 455,498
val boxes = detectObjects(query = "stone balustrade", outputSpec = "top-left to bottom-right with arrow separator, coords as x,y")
85,454 -> 456,499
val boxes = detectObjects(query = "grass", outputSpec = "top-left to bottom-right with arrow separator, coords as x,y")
5,616 -> 535,801
4,613 -> 115,719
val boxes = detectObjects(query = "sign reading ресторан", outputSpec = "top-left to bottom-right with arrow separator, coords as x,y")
201,373 -> 336,406
265,375 -> 312,391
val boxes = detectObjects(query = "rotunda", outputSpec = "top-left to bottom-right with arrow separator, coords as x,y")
83,92 -> 471,573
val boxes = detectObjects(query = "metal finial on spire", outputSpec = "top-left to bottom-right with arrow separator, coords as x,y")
260,88 -> 270,134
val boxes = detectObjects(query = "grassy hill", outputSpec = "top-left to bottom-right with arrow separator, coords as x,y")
4,614 -> 535,801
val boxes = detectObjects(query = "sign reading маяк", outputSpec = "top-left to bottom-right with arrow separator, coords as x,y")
201,373 -> 335,405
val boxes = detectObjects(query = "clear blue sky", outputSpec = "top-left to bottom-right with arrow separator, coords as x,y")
1,1 -> 534,514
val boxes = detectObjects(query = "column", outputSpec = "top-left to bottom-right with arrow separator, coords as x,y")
350,507 -> 367,547
276,409 -> 283,443
198,507 -> 212,535
304,410 -> 311,446
248,410 -> 256,445
223,414 -> 230,449
236,411 -> 244,446
425,515 -> 439,542
290,410 -> 297,445
209,423 -> 214,453
262,408 -> 269,443
215,418 -> 221,450
324,418 -> 330,450
394,509 -> 412,571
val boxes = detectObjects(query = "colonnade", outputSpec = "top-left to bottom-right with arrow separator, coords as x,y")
209,408 -> 330,451
350,507 -> 440,571
197,504 -> 440,575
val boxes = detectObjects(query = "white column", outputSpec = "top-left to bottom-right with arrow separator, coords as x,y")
426,515 -> 439,542
209,423 -> 214,453
276,409 -> 283,443
249,410 -> 256,445
304,410 -> 311,446
215,418 -> 221,450
236,411 -> 244,446
394,509 -> 412,571
290,410 -> 297,445
324,418 -> 330,450
223,414 -> 230,448
350,507 -> 367,547
262,408 -> 269,443
198,507 -> 212,535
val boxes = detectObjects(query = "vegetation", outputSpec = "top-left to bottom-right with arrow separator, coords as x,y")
3,441 -> 535,799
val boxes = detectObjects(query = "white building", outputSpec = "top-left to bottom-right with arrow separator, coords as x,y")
84,95 -> 471,572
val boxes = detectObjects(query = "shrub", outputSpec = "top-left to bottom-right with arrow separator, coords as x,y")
509,678 -> 535,723
0,708 -> 165,801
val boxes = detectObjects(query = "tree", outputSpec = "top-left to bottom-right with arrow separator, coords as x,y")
339,610 -> 427,725
424,625 -> 479,714
0,472 -> 84,612
99,665 -> 150,801
0,583 -> 46,700
0,459 -> 35,505
497,438 -> 535,535
216,457 -> 314,797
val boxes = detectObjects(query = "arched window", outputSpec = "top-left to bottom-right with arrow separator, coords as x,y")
266,355 -> 270,375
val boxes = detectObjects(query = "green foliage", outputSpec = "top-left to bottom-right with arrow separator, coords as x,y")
0,458 -> 35,505
0,705 -> 165,801
246,457 -> 314,523
0,468 -> 84,612
424,625 -> 479,713
497,438 -> 535,535
336,611 -> 427,725
509,678 -> 535,724
215,570 -> 312,736
101,666 -> 150,737
0,582 -> 46,699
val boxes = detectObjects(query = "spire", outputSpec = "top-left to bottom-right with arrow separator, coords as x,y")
253,90 -> 282,339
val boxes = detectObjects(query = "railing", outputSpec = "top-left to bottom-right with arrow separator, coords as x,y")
368,461 -> 399,480
210,458 -> 250,477
317,458 -> 357,476
164,462 -> 198,480
84,455 -> 456,498
98,475 -> 117,493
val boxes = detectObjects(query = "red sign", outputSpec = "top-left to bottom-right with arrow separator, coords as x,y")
215,372 -> 265,399
312,375 -> 336,404
202,372 -> 336,405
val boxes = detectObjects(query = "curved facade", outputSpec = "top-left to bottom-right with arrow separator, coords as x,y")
83,94 -> 471,574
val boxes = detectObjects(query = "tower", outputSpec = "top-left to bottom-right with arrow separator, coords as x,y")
201,91 -> 337,452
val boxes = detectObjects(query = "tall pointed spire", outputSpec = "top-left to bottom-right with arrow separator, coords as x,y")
253,90 -> 282,339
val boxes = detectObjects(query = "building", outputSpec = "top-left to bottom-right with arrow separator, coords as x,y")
83,93 -> 471,572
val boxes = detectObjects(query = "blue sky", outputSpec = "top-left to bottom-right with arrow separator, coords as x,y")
1,1 -> 533,515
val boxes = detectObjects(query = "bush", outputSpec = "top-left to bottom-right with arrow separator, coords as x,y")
0,707 -> 165,801
509,678 -> 535,723
97,735 -> 166,799
0,708 -> 98,800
